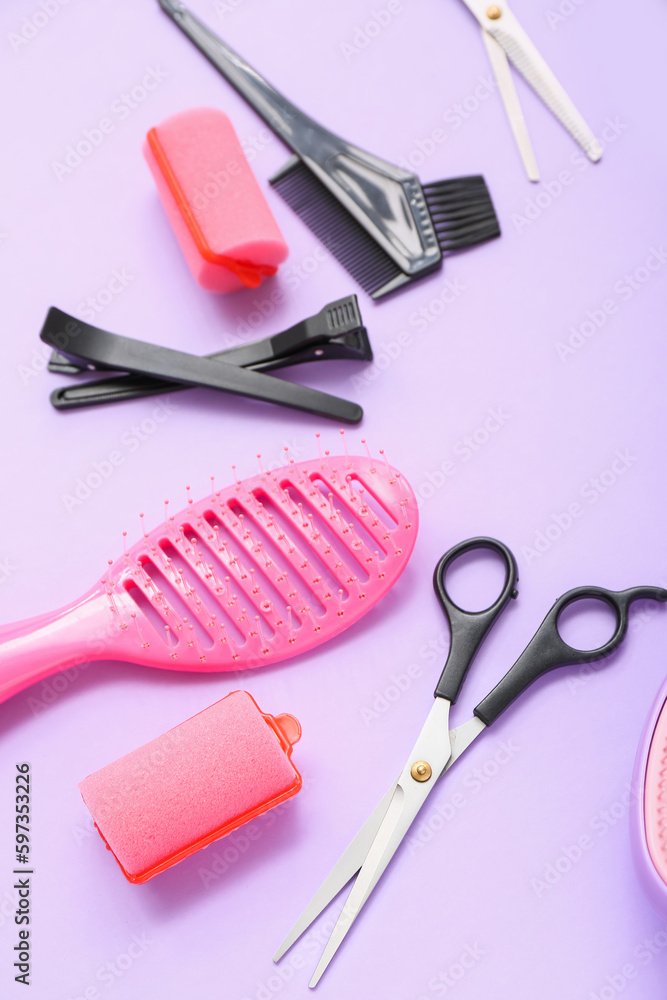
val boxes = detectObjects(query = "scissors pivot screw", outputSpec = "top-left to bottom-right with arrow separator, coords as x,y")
486,5 -> 502,18
410,761 -> 432,782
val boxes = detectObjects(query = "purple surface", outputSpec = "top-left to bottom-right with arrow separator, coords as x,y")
1,0 -> 667,997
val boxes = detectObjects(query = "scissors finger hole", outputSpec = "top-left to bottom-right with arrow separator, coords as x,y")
443,547 -> 509,613
557,598 -> 618,651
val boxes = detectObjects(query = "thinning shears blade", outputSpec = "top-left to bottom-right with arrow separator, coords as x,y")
484,6 -> 602,161
308,698 -> 453,987
459,0 -> 602,162
481,30 -> 539,181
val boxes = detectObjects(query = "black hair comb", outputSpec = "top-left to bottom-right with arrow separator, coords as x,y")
158,0 -> 501,300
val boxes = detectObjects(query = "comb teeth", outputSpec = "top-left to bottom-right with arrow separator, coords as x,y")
106,448 -> 418,669
271,158 -> 500,299
271,158 -> 400,298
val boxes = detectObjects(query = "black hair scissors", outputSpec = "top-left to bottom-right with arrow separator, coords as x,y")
274,536 -> 667,985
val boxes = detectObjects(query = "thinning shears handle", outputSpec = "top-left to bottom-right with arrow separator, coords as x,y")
475,585 -> 667,726
433,537 -> 519,703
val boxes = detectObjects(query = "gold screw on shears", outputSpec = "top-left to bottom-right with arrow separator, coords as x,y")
486,5 -> 502,18
410,761 -> 432,782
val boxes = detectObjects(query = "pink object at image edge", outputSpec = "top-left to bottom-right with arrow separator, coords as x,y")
631,675 -> 667,913
143,106 -> 288,293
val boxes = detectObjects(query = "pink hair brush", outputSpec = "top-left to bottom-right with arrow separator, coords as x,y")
0,439 -> 417,703
632,677 -> 667,913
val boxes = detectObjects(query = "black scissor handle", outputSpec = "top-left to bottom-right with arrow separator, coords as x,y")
475,585 -> 667,726
433,537 -> 519,703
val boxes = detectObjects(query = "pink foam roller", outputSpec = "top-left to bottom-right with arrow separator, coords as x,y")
79,691 -> 302,883
144,107 -> 288,292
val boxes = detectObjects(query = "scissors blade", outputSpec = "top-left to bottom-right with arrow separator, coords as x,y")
309,698 -> 452,987
441,715 -> 487,774
481,29 -> 539,181
277,716 -> 488,965
484,6 -> 602,161
273,782 -> 397,962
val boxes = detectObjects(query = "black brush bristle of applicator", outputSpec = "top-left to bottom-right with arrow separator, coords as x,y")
158,0 -> 501,300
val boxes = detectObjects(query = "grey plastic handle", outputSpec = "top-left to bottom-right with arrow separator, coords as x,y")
157,0 -> 441,276
159,0 -> 336,158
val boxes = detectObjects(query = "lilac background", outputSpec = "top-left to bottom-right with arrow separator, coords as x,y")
1,0 -> 667,997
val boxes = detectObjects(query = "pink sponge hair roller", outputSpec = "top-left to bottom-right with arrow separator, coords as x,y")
144,107 -> 288,292
79,691 -> 302,883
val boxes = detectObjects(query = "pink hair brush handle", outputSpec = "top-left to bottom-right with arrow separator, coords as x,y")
632,677 -> 667,913
0,447 -> 417,703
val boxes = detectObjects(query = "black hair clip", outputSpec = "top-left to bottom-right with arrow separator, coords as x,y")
40,296 -> 371,423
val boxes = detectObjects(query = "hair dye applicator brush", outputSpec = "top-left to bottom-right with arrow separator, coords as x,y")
157,0 -> 501,299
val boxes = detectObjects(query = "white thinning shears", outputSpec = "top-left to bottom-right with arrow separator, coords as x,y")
459,1 -> 602,180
